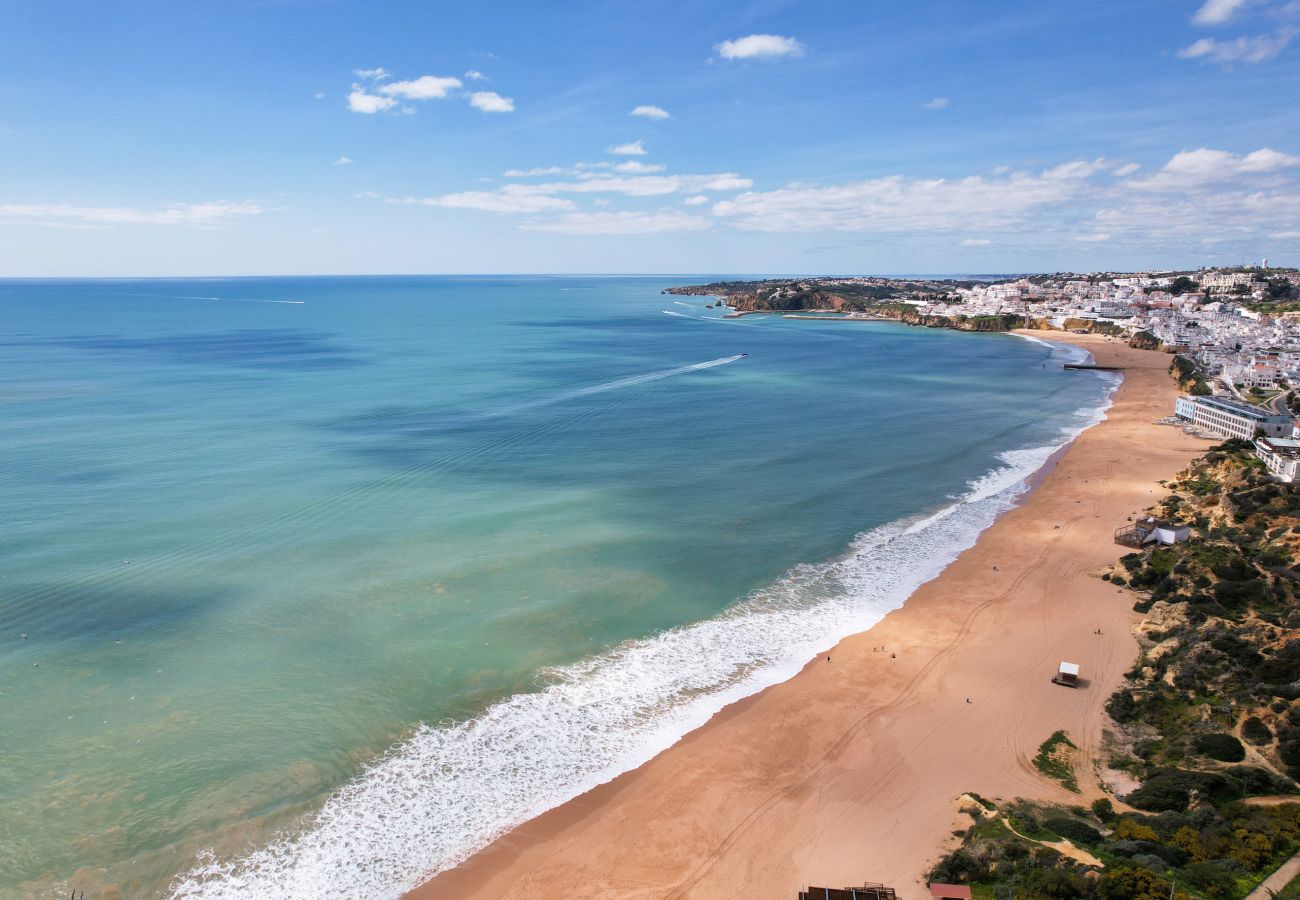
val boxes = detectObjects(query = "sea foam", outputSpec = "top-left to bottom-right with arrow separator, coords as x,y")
170,378 -> 1118,900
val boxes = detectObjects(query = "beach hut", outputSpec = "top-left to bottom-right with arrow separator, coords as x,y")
930,884 -> 972,900
929,885 -> 974,900
1053,661 -> 1080,688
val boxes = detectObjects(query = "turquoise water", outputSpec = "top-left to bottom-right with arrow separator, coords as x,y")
0,277 -> 1114,897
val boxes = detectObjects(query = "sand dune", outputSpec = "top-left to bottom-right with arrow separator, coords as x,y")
409,335 -> 1212,900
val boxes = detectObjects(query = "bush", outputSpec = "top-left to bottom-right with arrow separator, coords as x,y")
1099,865 -> 1188,900
1242,716 -> 1272,745
1044,815 -> 1102,846
1126,769 -> 1242,812
1181,861 -> 1239,898
1092,798 -> 1116,821
928,848 -> 984,884
1016,867 -> 1089,899
1194,733 -> 1246,762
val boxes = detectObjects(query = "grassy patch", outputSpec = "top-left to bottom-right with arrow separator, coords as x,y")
1034,730 -> 1081,793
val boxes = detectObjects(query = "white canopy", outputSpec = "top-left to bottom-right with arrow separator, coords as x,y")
1058,661 -> 1080,676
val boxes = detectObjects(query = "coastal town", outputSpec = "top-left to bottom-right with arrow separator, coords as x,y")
669,265 -> 1300,483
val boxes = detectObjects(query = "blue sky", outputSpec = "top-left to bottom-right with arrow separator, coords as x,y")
1,0 -> 1298,275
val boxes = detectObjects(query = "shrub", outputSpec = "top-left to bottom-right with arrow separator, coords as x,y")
1099,865 -> 1188,900
1114,818 -> 1161,842
1016,867 -> 1089,899
1044,815 -> 1102,846
1181,861 -> 1239,898
1126,769 -> 1242,812
1194,733 -> 1246,762
927,848 -> 984,884
1092,798 -> 1116,821
1241,716 -> 1272,745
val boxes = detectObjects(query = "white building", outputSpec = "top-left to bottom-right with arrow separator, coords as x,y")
1174,395 -> 1295,440
1255,436 -> 1300,482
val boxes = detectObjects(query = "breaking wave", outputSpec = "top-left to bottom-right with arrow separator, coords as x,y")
170,382 -> 1118,900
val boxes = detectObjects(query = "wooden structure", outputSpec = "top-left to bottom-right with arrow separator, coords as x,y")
799,885 -> 898,900
929,884 -> 974,900
1053,661 -> 1080,687
1115,516 -> 1190,549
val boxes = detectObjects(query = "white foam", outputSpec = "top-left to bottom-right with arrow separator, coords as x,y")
673,300 -> 692,307
170,387 -> 1117,900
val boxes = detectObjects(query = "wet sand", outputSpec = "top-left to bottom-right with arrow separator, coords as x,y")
409,335 -> 1211,899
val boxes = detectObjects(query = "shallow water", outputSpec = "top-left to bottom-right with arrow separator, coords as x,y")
0,276 -> 1114,897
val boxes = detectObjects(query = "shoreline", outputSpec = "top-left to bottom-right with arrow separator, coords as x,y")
408,334 -> 1213,899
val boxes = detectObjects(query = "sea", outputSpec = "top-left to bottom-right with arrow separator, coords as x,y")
0,276 -> 1118,898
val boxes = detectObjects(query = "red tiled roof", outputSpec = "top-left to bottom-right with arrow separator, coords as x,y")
929,884 -> 973,900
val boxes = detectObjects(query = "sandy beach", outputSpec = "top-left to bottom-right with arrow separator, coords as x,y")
409,335 -> 1213,900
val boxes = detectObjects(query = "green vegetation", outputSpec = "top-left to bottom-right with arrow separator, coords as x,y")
1171,356 -> 1213,396
1035,731 -> 1082,793
929,797 -> 1300,899
930,440 -> 1300,898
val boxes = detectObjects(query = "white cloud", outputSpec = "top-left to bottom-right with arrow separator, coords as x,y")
960,238 -> 990,246
1177,30 -> 1294,64
374,187 -> 575,214
711,164 -> 1102,233
469,91 -> 514,113
1192,0 -> 1250,25
607,140 -> 647,156
631,104 -> 671,119
381,75 -> 463,100
1073,232 -> 1112,242
464,69 -> 487,81
332,155 -> 354,166
0,200 -> 264,228
313,91 -> 326,100
504,166 -> 572,177
683,195 -> 711,206
1114,162 -> 1141,176
521,210 -> 713,234
1269,230 -> 1300,238
922,97 -> 950,110
353,67 -> 391,80
1129,146 -> 1300,190
714,34 -> 804,60
609,160 -> 664,174
348,87 -> 397,114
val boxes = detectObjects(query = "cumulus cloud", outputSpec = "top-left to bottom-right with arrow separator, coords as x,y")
521,210 -> 713,234
469,91 -> 514,113
1192,0 -> 1250,25
683,195 -> 711,206
960,238 -> 990,246
714,34 -> 804,60
353,67 -> 391,80
332,155 -> 354,166
631,104 -> 671,119
1178,30 -> 1294,64
348,88 -> 397,114
0,200 -> 264,228
1129,146 -> 1300,190
922,97 -> 950,109
464,69 -> 487,81
607,140 -> 647,156
381,75 -> 463,100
